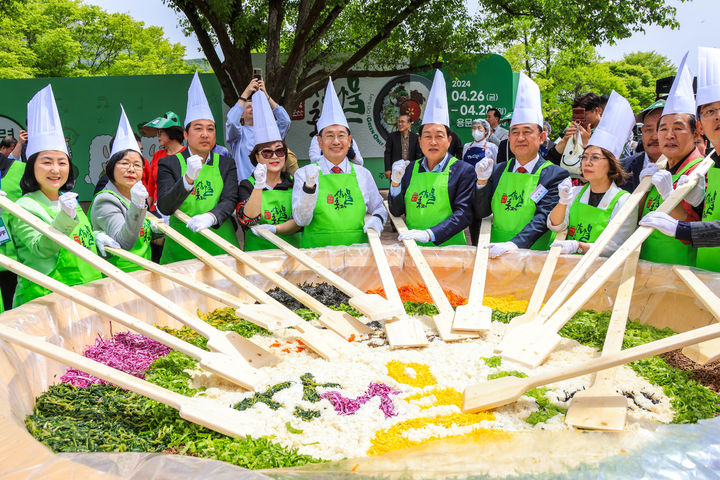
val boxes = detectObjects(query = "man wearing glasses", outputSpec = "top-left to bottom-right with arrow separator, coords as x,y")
619,99 -> 665,192
292,79 -> 386,247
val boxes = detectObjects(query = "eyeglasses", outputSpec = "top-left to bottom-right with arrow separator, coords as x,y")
116,161 -> 143,171
259,147 -> 286,159
321,134 -> 349,142
580,154 -> 606,164
700,106 -> 720,120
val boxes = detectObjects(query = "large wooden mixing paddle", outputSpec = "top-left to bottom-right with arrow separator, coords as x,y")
673,266 -> 720,365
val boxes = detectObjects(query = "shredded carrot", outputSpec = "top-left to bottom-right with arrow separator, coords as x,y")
351,464 -> 359,472
270,341 -> 281,348
366,284 -> 467,307
348,334 -> 356,342
281,348 -> 291,353
296,347 -> 304,352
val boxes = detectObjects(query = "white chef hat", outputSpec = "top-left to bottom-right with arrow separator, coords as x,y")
252,90 -> 281,145
662,52 -> 695,117
26,84 -> 68,158
316,77 -> 349,133
696,46 -> 720,109
587,91 -> 635,160
110,105 -> 141,158
184,71 -> 214,128
421,70 -> 449,127
510,72 -> 543,127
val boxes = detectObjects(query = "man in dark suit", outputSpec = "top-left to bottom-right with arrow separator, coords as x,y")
383,114 -> 422,179
619,99 -> 665,192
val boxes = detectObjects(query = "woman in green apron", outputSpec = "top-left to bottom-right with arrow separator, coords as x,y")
237,139 -> 300,251
0,156 -> 26,310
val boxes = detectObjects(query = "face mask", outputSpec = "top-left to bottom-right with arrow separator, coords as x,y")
472,129 -> 486,142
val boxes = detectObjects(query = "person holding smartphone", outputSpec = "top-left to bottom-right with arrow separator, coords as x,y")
546,93 -> 604,165
226,72 -> 291,183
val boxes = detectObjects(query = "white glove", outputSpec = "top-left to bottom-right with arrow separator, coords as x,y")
0,191 -> 6,196
253,163 -> 267,190
557,177 -> 574,205
186,212 -> 215,232
639,162 -> 660,179
391,160 -> 410,184
651,170 -> 674,200
185,155 -> 203,181
304,164 -> 320,188
486,241 -> 518,258
639,211 -> 679,237
398,229 -> 431,243
251,224 -> 276,236
363,215 -> 384,234
474,157 -> 494,181
551,239 -> 580,255
95,232 -> 120,256
130,182 -> 149,208
677,173 -> 706,207
58,192 -> 78,219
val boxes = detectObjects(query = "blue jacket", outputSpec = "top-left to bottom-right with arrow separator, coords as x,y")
472,158 -> 569,248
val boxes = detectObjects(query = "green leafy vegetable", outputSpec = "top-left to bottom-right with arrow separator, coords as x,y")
285,421 -> 304,434
482,356 -> 502,368
144,351 -> 202,396
487,370 -> 527,380
293,406 -> 322,421
300,373 -> 341,403
233,381 -> 293,411
524,387 -> 567,426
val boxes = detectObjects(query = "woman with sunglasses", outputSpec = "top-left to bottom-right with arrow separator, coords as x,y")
90,108 -> 159,272
547,92 -> 636,256
237,92 -> 300,251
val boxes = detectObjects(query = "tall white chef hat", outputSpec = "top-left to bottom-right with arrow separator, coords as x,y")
316,77 -> 349,133
662,52 -> 695,117
510,72 -> 543,127
587,91 -> 635,160
252,90 -> 282,145
184,71 -> 215,128
110,105 -> 141,158
26,84 -> 68,158
421,70 -> 450,127
696,46 -> 720,109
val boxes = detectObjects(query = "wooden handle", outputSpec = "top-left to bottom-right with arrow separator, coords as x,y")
525,230 -> 567,315
465,216 -> 493,306
673,266 -> 720,320
366,228 -> 404,309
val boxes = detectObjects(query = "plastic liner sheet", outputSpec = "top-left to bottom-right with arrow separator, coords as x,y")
1,246 -> 719,479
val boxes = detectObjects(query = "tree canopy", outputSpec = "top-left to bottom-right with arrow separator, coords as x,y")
0,0 -> 193,79
165,0 -> 686,109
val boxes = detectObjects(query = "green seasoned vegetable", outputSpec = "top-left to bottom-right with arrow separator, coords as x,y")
491,310 -> 524,324
482,356 -> 502,368
487,370 -> 527,380
403,301 -> 438,316
524,387 -> 567,426
144,351 -> 202,396
330,304 -> 363,318
285,421 -> 304,434
293,406 -> 322,421
294,308 -> 319,321
300,373 -> 341,403
234,381 -> 293,411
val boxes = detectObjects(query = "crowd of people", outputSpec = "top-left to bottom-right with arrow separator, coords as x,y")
0,45 -> 719,313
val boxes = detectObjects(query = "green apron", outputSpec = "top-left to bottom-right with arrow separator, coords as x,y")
244,176 -> 301,251
567,184 -> 625,251
159,153 -> 240,264
300,163 -> 366,248
0,161 -> 26,272
640,157 -> 703,266
696,166 -> 720,272
490,160 -> 555,250
91,189 -> 152,272
15,199 -> 102,305
403,157 -> 466,246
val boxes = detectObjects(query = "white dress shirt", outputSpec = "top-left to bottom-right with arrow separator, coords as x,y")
292,156 -> 386,227
547,182 -> 636,257
513,155 -> 541,173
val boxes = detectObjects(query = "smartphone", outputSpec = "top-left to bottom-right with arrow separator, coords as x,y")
571,107 -> 585,126
253,68 -> 262,80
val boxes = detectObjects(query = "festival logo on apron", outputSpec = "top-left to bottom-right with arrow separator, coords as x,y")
569,223 -> 593,242
646,195 -> 660,212
704,191 -> 716,217
264,205 -> 289,224
500,190 -> 525,211
326,188 -> 355,209
73,224 -> 96,248
410,188 -> 437,208
191,180 -> 215,200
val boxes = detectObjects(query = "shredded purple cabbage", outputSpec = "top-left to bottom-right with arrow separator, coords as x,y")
320,382 -> 400,418
61,331 -> 172,388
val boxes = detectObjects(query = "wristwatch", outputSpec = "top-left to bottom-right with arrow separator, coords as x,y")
576,245 -> 584,254
239,96 -> 248,102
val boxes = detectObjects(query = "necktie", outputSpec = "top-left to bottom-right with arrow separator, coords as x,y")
517,166 -> 527,173
331,166 -> 342,174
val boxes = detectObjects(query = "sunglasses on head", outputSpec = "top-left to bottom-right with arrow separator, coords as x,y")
259,147 -> 286,159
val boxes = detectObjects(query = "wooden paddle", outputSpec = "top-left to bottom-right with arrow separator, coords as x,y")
107,244 -> 346,361
0,323 -> 256,438
673,265 -> 720,365
0,252 -> 266,390
366,225 -> 428,348
0,195 -> 276,368
564,247 -> 640,431
254,227 -> 400,322
500,156 -> 715,369
497,156 -> 669,353
464,311 -> 720,413
452,216 -> 493,333
385,203 -> 474,342
171,210 -> 371,339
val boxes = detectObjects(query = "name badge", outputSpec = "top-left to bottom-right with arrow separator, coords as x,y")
0,217 -> 10,246
529,184 -> 548,203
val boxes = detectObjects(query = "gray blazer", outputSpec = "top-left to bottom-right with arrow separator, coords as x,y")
90,181 -> 148,251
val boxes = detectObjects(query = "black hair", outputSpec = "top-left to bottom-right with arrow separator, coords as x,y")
599,93 -> 610,110
159,126 -> 184,143
20,151 -> 76,195
398,114 -> 412,123
487,108 -> 501,120
249,140 -> 289,167
109,132 -> 141,151
184,120 -> 216,132
317,126 -> 351,136
418,123 -> 452,137
105,149 -> 143,182
572,93 -> 602,111
0,137 -> 17,149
